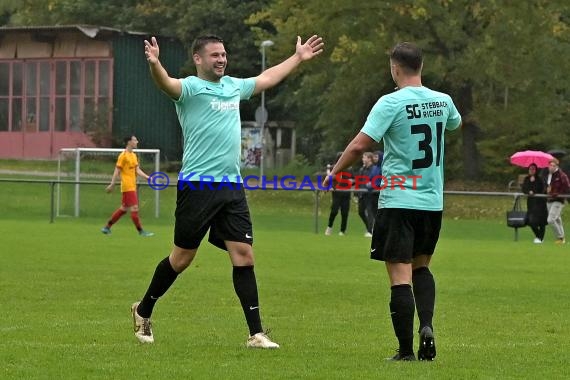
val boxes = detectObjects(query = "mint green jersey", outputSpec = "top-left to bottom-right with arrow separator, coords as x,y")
361,86 -> 461,210
174,76 -> 255,182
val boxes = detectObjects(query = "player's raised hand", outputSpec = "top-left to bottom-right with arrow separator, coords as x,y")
144,36 -> 160,64
295,35 -> 324,61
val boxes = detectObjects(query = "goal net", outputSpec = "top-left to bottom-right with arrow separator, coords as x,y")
56,148 -> 161,218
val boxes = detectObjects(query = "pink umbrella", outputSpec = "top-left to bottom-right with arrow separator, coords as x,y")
510,150 -> 554,168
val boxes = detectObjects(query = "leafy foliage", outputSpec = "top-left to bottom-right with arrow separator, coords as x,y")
252,0 -> 570,181
4,0 -> 569,183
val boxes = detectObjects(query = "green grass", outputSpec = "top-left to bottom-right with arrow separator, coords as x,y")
1,184 -> 570,379
0,158 -> 320,180
0,159 -> 63,172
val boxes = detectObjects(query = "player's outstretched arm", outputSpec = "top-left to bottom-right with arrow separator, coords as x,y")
106,167 -> 121,193
322,132 -> 374,189
252,35 -> 324,95
136,166 -> 150,180
144,37 -> 182,100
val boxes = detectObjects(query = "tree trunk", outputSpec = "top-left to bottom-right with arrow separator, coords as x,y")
456,82 -> 480,179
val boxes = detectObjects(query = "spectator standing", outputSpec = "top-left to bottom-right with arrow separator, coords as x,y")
325,153 -> 353,236
521,163 -> 548,243
546,158 -> 570,244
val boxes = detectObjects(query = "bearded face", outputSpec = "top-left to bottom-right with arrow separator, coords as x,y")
194,42 -> 227,82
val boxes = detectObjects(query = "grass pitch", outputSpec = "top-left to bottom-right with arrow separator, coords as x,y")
1,201 -> 570,379
0,177 -> 568,379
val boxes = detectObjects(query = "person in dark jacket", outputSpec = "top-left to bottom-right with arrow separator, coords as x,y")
325,153 -> 353,236
357,152 -> 377,237
521,163 -> 548,243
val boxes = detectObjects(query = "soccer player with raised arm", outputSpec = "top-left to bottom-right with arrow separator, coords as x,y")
131,34 -> 324,348
323,42 -> 461,361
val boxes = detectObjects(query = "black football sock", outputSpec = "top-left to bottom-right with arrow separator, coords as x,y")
390,284 -> 415,355
137,256 -> 179,318
412,266 -> 435,332
233,265 -> 263,336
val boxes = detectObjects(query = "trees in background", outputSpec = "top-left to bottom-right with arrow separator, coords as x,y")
252,0 -> 569,180
4,0 -> 569,182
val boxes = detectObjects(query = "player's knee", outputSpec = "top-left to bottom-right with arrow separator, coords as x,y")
170,247 -> 196,271
412,255 -> 431,270
228,245 -> 254,266
237,250 -> 254,265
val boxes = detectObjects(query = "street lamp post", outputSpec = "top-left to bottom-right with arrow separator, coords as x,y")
259,40 -> 274,178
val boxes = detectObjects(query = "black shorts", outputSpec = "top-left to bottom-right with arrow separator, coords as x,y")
371,208 -> 442,263
174,181 -> 253,250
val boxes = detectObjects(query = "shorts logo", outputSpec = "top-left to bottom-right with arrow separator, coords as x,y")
245,233 -> 253,239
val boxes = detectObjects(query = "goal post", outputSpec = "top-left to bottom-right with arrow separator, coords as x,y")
57,147 -> 161,218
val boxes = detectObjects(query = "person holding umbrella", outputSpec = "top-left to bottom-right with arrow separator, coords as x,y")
521,163 -> 548,243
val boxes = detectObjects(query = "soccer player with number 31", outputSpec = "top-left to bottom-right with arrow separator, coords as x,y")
323,42 -> 462,361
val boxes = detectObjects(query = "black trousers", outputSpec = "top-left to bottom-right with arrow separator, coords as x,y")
328,191 -> 351,232
358,193 -> 375,233
529,224 -> 546,241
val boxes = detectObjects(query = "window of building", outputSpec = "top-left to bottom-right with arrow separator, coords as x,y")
0,58 -> 112,133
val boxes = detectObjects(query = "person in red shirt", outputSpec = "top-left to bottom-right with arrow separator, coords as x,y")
546,158 -> 570,243
101,135 -> 154,237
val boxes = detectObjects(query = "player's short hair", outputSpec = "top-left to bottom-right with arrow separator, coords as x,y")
123,135 -> 135,145
191,35 -> 224,55
390,42 -> 423,73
